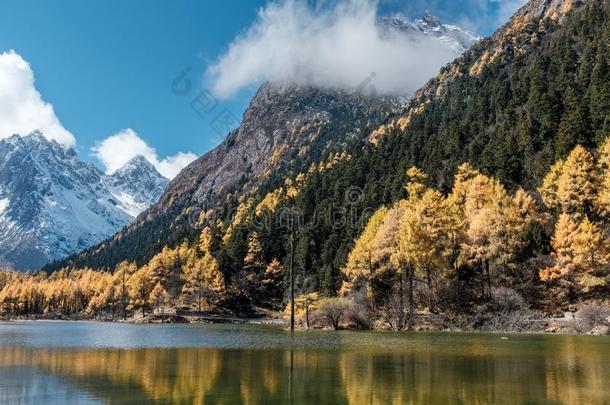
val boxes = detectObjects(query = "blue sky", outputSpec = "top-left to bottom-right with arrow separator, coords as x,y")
0,0 -> 524,177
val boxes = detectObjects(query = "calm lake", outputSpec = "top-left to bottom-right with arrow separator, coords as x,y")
0,322 -> 608,404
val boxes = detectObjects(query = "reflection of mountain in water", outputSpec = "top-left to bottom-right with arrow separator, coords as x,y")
0,365 -> 100,405
1,338 -> 609,404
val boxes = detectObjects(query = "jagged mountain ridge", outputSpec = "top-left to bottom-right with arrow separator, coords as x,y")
0,133 -> 168,270
54,84 -> 400,270
105,155 -> 169,218
379,11 -> 481,54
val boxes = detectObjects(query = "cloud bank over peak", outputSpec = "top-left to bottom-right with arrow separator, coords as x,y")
92,128 -> 197,180
0,50 -> 76,147
207,0 -> 464,98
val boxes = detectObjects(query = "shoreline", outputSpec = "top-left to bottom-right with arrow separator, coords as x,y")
2,315 -> 608,336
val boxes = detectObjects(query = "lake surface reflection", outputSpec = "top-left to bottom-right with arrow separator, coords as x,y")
0,322 -> 609,404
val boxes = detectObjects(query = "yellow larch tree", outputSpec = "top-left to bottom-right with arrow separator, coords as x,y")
456,170 -> 509,297
128,266 -> 154,316
181,227 -> 226,312
147,246 -> 179,296
539,159 -> 565,211
371,202 -> 408,273
262,258 -> 284,306
498,188 -> 540,267
573,217 -> 609,277
540,213 -> 579,281
113,261 -> 137,317
150,282 -> 171,314
556,146 -> 598,219
407,187 -> 453,310
404,166 -> 428,200
342,206 -> 389,298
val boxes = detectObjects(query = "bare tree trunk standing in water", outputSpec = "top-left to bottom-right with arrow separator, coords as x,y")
290,222 -> 295,331
407,267 -> 414,330
305,294 -> 310,329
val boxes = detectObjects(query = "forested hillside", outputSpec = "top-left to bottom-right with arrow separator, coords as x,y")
220,0 -> 610,296
47,84 -> 397,272
25,0 -> 610,328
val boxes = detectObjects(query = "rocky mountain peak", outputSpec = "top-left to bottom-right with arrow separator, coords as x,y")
118,155 -> 156,173
106,156 -> 169,218
420,10 -> 442,27
111,155 -> 165,183
397,0 -> 590,123
378,12 -> 481,54
0,133 -> 169,270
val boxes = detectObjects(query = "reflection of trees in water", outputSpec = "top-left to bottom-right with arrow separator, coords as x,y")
338,336 -> 610,405
1,337 -> 609,404
543,337 -> 610,404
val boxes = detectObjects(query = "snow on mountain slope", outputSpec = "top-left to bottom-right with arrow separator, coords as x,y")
379,11 -> 481,55
105,155 -> 169,218
0,132 -> 169,270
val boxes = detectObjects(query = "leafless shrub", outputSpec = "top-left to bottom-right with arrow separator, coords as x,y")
429,312 -> 471,331
474,309 -> 538,332
344,292 -> 372,330
571,303 -> 610,333
471,288 -> 537,332
381,291 -> 410,331
314,297 -> 349,330
489,287 -> 527,312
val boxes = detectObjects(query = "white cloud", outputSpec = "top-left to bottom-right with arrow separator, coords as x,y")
207,0 -> 459,98
92,128 -> 197,179
156,152 -> 199,179
0,50 -> 75,147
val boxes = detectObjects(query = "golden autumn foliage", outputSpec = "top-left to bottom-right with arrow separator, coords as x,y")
182,227 -> 226,312
540,145 -> 597,219
540,213 -> 579,281
342,164 -> 539,324
342,206 -> 388,296
283,292 -> 320,327
256,151 -> 352,217
341,154 -> 610,318
538,140 -> 610,293
0,228 -> 229,318
150,282 -> 171,313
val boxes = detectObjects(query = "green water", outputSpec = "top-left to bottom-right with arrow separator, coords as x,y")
0,322 -> 608,404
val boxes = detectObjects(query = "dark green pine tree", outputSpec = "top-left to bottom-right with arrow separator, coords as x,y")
556,86 -> 592,158
243,232 -> 266,277
588,42 -> 610,144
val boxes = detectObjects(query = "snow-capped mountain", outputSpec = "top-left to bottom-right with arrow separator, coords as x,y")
105,155 -> 169,218
379,11 -> 481,54
0,132 -> 169,270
